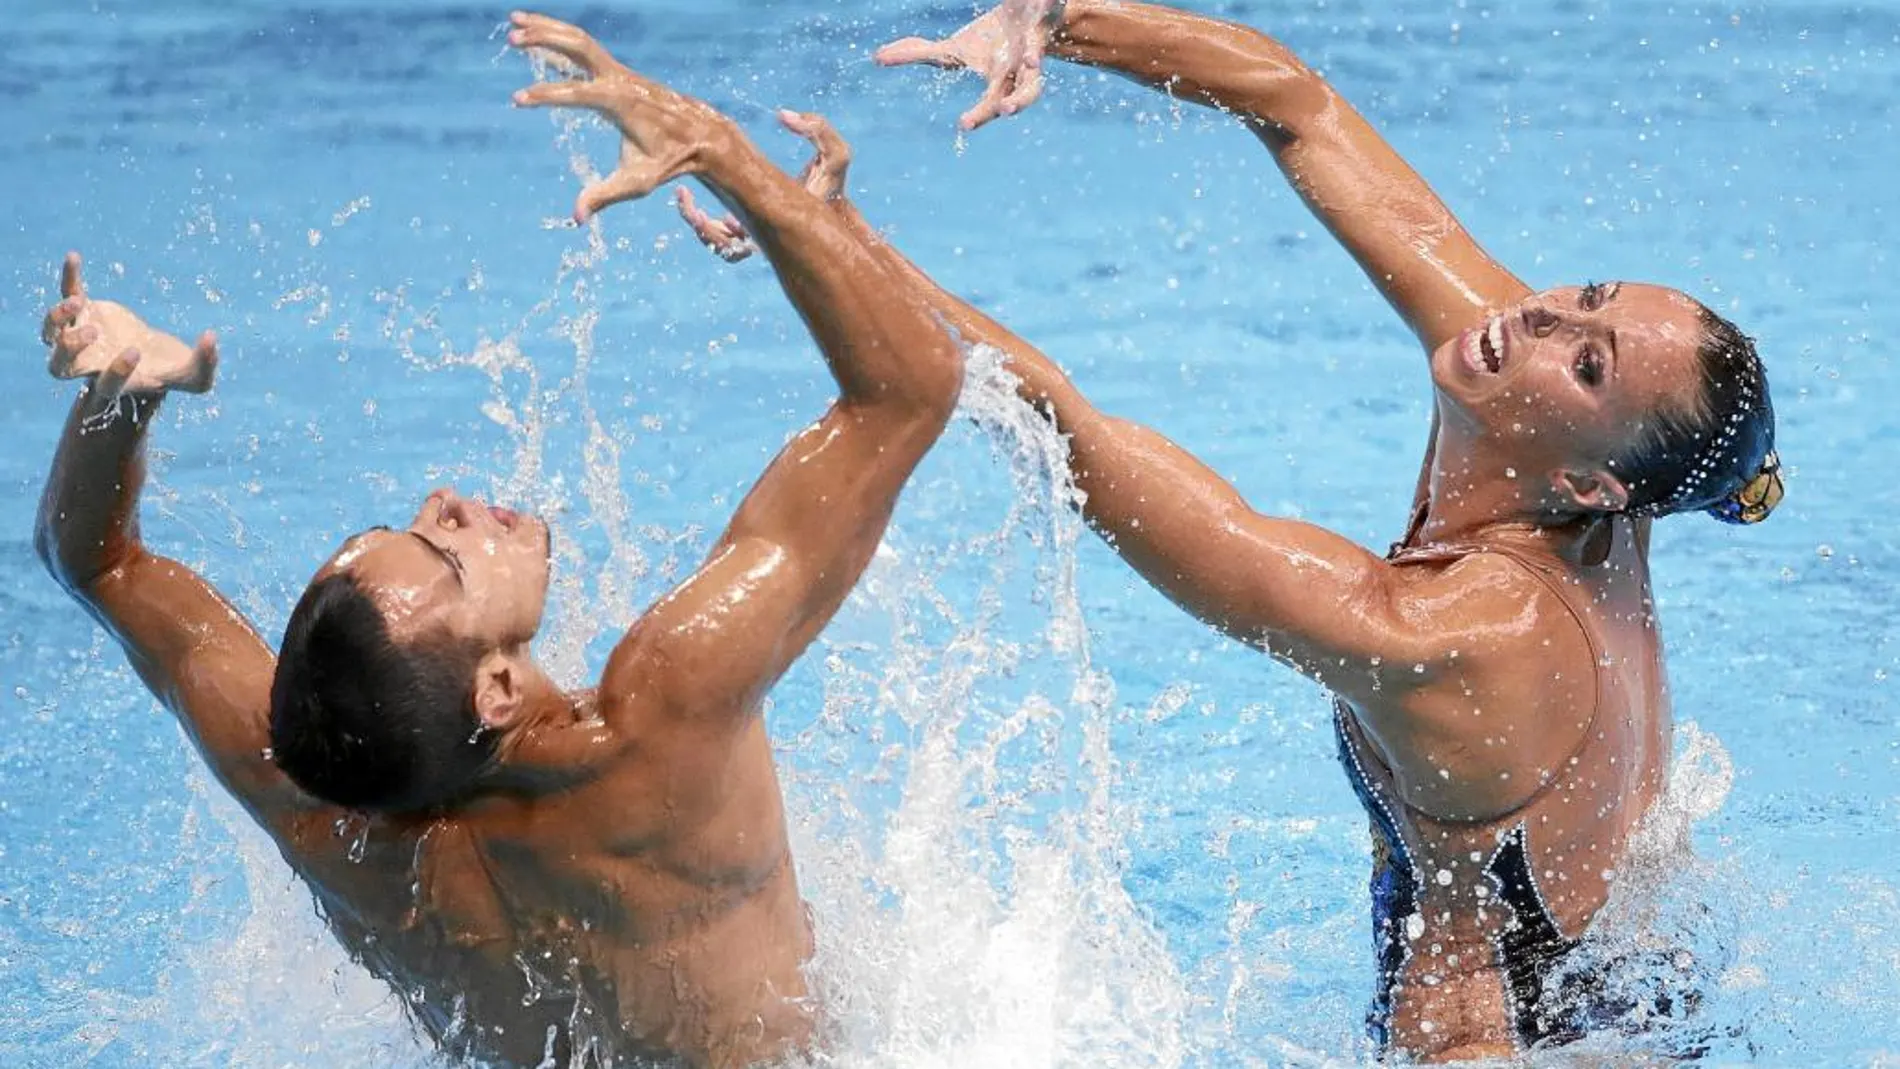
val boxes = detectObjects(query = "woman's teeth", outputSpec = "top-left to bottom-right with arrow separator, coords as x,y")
1484,317 -> 1505,372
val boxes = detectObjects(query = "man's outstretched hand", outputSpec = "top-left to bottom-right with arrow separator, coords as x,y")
508,10 -> 736,223
676,110 -> 853,264
42,253 -> 219,413
875,0 -> 1064,132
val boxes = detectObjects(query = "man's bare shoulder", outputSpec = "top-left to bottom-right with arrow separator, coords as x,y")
596,536 -> 799,726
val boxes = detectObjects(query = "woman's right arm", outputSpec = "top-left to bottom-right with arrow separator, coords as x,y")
678,117 -> 1435,703
882,0 -> 1532,351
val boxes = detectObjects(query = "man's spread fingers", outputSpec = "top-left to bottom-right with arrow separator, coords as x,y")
999,63 -> 1043,116
181,334 -> 219,393
874,37 -> 960,69
513,80 -> 609,111
50,325 -> 100,374
575,168 -> 653,223
41,298 -> 82,346
507,13 -> 616,75
60,252 -> 86,301
960,72 -> 1015,131
91,347 -> 141,407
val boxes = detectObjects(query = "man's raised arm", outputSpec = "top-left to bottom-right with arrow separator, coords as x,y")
506,15 -> 962,723
34,255 -> 287,812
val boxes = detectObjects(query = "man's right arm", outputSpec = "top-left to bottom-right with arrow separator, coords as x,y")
35,259 -> 287,814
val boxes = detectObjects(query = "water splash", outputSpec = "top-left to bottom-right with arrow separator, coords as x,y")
785,344 -> 1188,1068
1528,722 -> 1762,1063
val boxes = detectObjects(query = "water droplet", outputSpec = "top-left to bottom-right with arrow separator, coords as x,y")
1435,869 -> 1454,886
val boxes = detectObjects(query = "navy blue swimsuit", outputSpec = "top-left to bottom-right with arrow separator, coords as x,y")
1335,521 -> 1703,1055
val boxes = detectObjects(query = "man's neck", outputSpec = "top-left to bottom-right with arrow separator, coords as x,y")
473,671 -> 605,797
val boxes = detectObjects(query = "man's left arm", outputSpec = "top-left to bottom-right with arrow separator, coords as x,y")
35,255 -> 289,815
503,16 -> 964,728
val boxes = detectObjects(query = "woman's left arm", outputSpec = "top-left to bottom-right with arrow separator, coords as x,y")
882,0 -> 1531,352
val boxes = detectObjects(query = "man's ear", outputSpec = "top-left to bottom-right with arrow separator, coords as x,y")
1550,466 -> 1632,515
471,651 -> 527,731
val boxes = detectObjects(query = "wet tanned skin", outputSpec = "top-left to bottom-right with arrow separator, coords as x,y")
872,2 -> 1712,1061
34,14 -> 963,1067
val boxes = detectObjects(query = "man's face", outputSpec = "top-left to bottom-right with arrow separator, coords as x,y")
314,488 -> 553,652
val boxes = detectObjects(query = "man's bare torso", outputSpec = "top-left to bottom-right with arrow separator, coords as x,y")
269,711 -> 815,1068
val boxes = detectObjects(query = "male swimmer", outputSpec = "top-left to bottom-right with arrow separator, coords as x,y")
706,2 -> 1782,1060
35,14 -> 961,1067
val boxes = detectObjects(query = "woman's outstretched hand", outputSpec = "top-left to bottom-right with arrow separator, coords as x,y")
875,0 -> 1064,132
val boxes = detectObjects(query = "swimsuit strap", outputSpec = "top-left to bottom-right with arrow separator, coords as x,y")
1388,497 -> 1432,559
1385,537 -> 1609,818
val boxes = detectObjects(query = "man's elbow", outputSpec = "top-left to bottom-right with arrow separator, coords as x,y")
1236,65 -> 1334,144
34,523 -> 130,602
881,341 -> 965,427
915,356 -> 965,426
30,516 -> 86,597
32,516 -> 58,581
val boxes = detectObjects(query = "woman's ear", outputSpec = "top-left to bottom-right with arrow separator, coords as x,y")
1550,467 -> 1631,515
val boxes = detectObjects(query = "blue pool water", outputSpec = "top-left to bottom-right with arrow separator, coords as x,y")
3,1 -> 1897,1065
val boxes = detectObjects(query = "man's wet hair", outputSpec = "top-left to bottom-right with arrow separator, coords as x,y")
270,573 -> 497,812
1609,305 -> 1775,520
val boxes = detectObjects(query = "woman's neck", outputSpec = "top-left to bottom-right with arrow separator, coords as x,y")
1417,422 -> 1606,561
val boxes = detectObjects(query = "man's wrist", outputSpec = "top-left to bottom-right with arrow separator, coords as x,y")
79,386 -> 160,430
1050,0 -> 1110,47
695,117 -> 756,192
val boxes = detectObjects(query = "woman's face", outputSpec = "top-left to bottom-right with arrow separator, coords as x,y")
1429,282 -> 1708,474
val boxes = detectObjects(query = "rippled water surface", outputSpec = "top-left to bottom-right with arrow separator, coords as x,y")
2,1 -> 1896,1065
